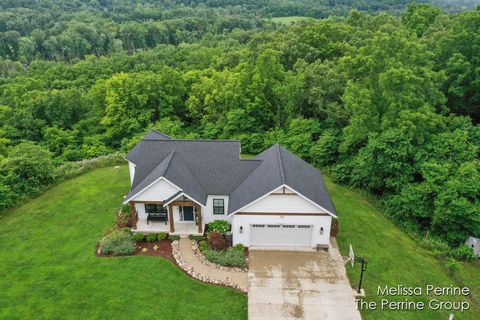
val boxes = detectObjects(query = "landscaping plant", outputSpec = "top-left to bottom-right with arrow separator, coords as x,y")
100,230 -> 135,256
146,233 -> 157,242
208,220 -> 231,234
133,233 -> 145,242
207,231 -> 226,250
158,232 -> 167,241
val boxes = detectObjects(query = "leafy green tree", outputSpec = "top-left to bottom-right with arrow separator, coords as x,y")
401,4 -> 443,37
0,142 -> 55,196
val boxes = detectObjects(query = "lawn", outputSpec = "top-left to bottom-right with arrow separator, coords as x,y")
1,166 -> 478,320
0,166 -> 247,320
326,177 -> 480,320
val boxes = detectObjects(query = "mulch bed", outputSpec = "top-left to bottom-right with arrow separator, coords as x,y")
96,239 -> 175,262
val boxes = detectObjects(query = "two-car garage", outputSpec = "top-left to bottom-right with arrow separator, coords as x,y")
250,224 -> 313,248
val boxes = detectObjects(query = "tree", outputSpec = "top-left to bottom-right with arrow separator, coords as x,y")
0,142 -> 55,196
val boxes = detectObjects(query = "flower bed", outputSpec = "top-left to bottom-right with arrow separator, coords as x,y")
192,241 -> 248,272
171,240 -> 247,293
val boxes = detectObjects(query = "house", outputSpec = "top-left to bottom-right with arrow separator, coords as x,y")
123,129 -> 338,249
465,237 -> 480,256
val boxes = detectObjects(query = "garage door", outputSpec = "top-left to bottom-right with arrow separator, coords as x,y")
250,224 -> 312,247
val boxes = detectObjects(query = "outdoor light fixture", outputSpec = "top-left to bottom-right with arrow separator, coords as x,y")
239,226 -> 243,234
320,227 -> 324,235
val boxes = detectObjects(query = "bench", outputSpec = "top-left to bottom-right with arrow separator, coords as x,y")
147,212 -> 168,225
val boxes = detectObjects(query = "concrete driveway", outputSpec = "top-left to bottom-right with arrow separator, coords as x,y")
248,243 -> 361,320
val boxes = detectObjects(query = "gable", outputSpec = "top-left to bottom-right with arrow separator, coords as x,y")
237,186 -> 328,214
131,178 -> 180,202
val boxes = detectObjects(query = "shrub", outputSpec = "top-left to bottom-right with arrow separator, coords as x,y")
446,258 -> 461,274
189,235 -> 204,241
418,235 -> 450,252
234,243 -> 244,251
208,220 -> 231,234
146,233 -> 157,242
133,233 -> 145,242
203,247 -> 246,268
158,232 -> 167,241
168,235 -> 180,241
449,245 -> 477,262
121,203 -> 131,214
100,230 -> 135,256
55,153 -> 125,181
199,240 -> 208,251
208,231 -> 225,250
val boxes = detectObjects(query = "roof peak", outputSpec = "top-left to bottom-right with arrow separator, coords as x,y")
275,144 -> 286,184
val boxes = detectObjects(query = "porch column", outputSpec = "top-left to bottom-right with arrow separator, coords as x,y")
130,202 -> 137,230
168,204 -> 174,233
197,205 -> 203,234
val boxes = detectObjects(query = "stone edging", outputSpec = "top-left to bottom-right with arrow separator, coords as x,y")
171,240 -> 248,293
191,240 -> 248,272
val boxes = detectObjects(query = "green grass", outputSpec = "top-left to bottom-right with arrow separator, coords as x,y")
326,177 -> 480,320
1,165 -> 478,320
0,166 -> 246,320
270,16 -> 307,24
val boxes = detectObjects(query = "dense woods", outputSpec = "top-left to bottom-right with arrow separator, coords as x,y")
0,1 -> 479,250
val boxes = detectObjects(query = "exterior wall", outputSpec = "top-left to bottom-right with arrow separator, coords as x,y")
131,178 -> 180,202
172,205 -> 207,223
128,161 -> 136,185
239,187 -> 323,213
232,214 -> 332,247
135,203 -> 147,220
203,195 -> 231,224
465,237 -> 480,256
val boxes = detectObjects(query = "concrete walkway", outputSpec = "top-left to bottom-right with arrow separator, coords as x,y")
177,238 -> 248,290
248,241 -> 361,320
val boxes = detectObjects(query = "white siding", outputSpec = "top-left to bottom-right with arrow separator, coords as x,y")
131,178 -> 180,202
203,195 -> 231,224
241,192 -> 323,213
232,214 -> 332,248
128,161 -> 136,185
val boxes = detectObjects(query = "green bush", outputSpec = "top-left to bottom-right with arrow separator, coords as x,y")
168,235 -> 180,241
446,258 -> 461,274
449,245 -> 477,262
158,232 -> 168,241
133,233 -> 145,242
100,230 -> 135,256
203,247 -> 246,268
121,203 -> 131,214
199,240 -> 208,251
146,233 -> 157,242
208,220 -> 231,234
189,235 -> 204,241
55,153 -> 125,181
234,243 -> 244,251
418,235 -> 450,252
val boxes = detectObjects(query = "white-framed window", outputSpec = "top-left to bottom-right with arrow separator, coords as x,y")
213,199 -> 225,215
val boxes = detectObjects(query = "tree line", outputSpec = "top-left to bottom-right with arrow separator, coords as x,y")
0,3 -> 479,249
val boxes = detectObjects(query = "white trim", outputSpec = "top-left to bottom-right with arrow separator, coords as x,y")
284,185 -> 337,218
163,191 -> 204,207
228,185 -> 284,216
228,184 -> 337,218
123,176 -> 181,204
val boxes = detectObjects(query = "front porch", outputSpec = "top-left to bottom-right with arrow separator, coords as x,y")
134,220 -> 204,236
129,194 -> 204,236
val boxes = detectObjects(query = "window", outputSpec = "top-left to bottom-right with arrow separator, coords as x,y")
267,225 -> 280,228
145,204 -> 166,214
213,199 -> 224,215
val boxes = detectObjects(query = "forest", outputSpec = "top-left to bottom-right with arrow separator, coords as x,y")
0,0 -> 479,253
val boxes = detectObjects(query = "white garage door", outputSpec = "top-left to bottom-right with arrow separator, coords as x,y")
250,224 -> 312,247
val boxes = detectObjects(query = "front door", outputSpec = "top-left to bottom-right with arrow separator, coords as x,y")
182,206 -> 194,221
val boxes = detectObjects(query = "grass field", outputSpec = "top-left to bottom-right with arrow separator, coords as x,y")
0,166 -> 247,320
326,177 -> 480,320
270,16 -> 307,24
0,166 -> 478,319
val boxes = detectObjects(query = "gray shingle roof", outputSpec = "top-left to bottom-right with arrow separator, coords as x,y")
228,144 -> 337,215
125,130 -> 336,216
